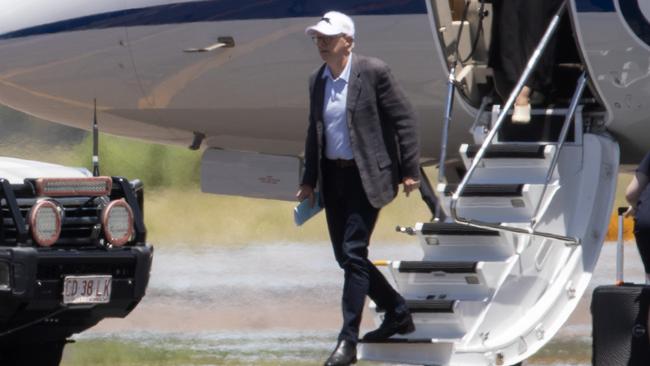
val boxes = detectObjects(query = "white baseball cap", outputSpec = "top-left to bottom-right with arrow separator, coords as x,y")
305,11 -> 355,39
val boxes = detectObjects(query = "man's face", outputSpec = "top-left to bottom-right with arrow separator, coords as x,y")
313,33 -> 353,63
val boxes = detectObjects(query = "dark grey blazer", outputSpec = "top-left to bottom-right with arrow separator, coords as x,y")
301,54 -> 420,209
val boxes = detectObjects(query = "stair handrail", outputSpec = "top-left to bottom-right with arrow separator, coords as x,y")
438,65 -> 457,184
449,0 -> 581,245
468,95 -> 493,138
530,71 -> 588,227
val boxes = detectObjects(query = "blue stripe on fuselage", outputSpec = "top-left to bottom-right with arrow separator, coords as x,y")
575,0 -> 650,47
0,0 -> 427,40
575,0 -> 615,12
619,0 -> 650,46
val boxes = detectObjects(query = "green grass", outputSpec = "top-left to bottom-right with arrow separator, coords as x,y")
530,337 -> 591,364
143,187 -> 431,245
61,338 -> 343,366
137,167 -> 639,246
62,340 -> 201,366
0,126 -> 637,246
69,133 -> 202,190
0,130 -> 433,245
60,337 -> 590,366
0,128 -> 202,192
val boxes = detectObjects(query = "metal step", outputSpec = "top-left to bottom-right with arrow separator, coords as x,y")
361,338 -> 448,344
386,259 -> 512,301
492,105 -> 581,144
437,183 -> 559,223
359,338 -> 454,365
397,261 -> 477,274
370,299 -> 487,340
409,299 -> 456,313
376,299 -> 456,314
414,222 -> 513,262
464,144 -> 547,159
460,144 -> 558,184
442,184 -> 523,197
420,222 -> 499,236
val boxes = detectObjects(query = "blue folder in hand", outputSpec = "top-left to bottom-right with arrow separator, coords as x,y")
294,192 -> 322,226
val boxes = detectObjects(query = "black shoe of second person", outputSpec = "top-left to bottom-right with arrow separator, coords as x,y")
323,340 -> 357,366
362,311 -> 415,341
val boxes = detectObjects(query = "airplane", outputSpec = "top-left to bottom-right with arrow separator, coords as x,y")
0,0 -> 648,365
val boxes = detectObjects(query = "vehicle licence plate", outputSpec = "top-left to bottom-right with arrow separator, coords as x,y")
63,275 -> 112,305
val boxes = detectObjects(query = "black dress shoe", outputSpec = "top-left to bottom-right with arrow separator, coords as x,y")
324,340 -> 357,366
362,310 -> 415,341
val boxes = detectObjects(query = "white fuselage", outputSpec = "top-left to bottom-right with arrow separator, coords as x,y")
0,0 -> 649,162
0,0 -> 471,159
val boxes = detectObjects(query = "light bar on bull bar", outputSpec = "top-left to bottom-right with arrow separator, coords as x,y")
35,177 -> 112,197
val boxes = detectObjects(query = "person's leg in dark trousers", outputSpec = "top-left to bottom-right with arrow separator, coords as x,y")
323,161 -> 405,343
491,0 -> 525,94
633,220 -> 650,276
519,0 -> 559,93
490,0 -> 557,99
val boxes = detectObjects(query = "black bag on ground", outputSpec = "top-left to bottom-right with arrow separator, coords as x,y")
592,284 -> 650,366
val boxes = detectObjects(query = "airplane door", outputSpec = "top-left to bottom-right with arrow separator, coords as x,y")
570,0 -> 650,159
0,0 -> 142,132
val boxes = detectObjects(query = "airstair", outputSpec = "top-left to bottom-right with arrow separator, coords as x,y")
359,2 -> 619,364
360,109 -> 618,366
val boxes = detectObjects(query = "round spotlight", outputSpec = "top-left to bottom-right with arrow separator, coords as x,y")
101,199 -> 134,246
29,200 -> 62,247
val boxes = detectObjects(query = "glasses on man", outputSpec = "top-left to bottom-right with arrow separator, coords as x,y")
311,35 -> 341,45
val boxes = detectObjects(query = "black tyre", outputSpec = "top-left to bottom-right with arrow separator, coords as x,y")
0,340 -> 66,366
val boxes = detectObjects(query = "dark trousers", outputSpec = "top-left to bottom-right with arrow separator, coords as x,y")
634,218 -> 650,274
489,0 -> 562,98
322,159 -> 406,343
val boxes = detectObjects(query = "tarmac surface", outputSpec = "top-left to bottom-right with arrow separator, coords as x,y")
77,241 -> 645,365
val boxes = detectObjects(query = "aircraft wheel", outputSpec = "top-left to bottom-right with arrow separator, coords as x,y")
0,340 -> 66,366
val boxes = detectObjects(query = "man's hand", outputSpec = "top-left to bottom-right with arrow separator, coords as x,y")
296,184 -> 316,208
402,177 -> 420,197
624,206 -> 636,218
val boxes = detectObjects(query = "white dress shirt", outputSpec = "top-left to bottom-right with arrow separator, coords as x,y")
322,54 -> 354,160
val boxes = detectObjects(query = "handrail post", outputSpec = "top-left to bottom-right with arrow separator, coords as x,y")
616,207 -> 626,285
438,66 -> 456,184
469,96 -> 493,136
531,71 -> 587,226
